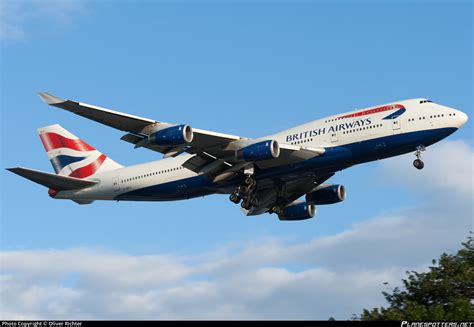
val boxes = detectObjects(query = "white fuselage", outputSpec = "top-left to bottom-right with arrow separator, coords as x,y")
56,98 -> 467,202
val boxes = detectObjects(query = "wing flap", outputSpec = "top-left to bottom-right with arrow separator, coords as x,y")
191,128 -> 242,148
7,167 -> 97,191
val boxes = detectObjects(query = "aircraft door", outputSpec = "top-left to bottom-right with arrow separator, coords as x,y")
429,114 -> 435,128
112,176 -> 120,192
391,116 -> 401,134
330,131 -> 338,143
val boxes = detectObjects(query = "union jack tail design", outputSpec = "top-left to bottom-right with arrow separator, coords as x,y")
38,124 -> 122,179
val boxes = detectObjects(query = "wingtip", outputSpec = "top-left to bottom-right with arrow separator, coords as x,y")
38,92 -> 65,105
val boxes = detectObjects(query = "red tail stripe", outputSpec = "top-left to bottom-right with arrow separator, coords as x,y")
40,132 -> 95,152
69,154 -> 107,179
338,104 -> 405,119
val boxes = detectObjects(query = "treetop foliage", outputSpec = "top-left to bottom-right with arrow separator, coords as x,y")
357,234 -> 474,321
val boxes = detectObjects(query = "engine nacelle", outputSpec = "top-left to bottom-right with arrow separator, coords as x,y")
235,140 -> 280,161
306,184 -> 346,205
278,202 -> 316,221
148,124 -> 193,146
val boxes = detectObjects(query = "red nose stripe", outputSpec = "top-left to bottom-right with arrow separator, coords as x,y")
338,104 -> 405,119
69,154 -> 107,179
40,132 -> 95,152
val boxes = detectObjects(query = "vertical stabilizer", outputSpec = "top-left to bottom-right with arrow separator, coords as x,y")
38,124 -> 122,178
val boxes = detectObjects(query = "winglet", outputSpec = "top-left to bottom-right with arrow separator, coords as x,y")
38,92 -> 65,105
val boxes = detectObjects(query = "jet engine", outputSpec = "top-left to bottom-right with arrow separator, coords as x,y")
235,140 -> 280,161
148,124 -> 193,146
306,184 -> 346,205
278,202 -> 316,221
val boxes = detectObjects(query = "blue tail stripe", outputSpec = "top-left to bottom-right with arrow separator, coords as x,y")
50,155 -> 87,173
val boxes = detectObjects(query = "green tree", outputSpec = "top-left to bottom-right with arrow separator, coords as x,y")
357,235 -> 474,320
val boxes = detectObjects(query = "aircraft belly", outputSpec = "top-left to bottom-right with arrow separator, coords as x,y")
116,175 -> 215,201
255,127 -> 458,182
346,127 -> 457,163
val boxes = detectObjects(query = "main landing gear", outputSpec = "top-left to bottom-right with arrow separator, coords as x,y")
229,175 -> 287,215
229,175 -> 258,210
413,146 -> 425,170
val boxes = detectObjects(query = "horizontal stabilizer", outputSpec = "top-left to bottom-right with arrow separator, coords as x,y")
6,167 -> 97,191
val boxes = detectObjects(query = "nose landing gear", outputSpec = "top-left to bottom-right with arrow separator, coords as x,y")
413,159 -> 424,170
413,146 -> 425,170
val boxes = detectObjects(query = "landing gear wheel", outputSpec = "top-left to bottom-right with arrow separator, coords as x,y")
229,193 -> 241,204
238,185 -> 250,196
249,181 -> 257,191
250,196 -> 259,207
241,200 -> 252,210
413,145 -> 426,170
244,176 -> 257,190
413,159 -> 424,170
271,205 -> 282,215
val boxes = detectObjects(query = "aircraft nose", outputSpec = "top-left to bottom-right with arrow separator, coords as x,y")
455,110 -> 468,128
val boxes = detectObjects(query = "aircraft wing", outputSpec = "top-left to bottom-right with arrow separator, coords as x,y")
38,92 -> 243,153
38,92 -> 156,134
38,92 -> 325,176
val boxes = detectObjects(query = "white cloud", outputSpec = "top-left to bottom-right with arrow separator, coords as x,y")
1,248 -> 409,320
378,139 -> 473,201
0,0 -> 84,42
1,140 -> 472,319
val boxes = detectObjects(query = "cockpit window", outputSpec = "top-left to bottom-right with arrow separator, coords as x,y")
420,100 -> 433,104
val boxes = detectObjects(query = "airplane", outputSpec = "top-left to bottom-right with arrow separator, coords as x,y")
7,93 -> 468,220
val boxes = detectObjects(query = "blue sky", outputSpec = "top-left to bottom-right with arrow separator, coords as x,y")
1,0 -> 472,319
